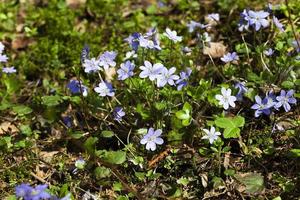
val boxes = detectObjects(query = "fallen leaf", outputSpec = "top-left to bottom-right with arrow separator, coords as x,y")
203,42 -> 226,58
66,0 -> 86,9
0,122 -> 18,135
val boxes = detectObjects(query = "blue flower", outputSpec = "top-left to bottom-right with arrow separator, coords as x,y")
139,60 -> 164,81
264,48 -> 274,56
62,116 -> 73,128
113,107 -> 125,122
234,82 -> 248,100
82,57 -> 101,73
238,9 -> 251,31
99,51 -> 117,70
275,90 -> 297,112
80,44 -> 90,63
175,68 -> 192,90
94,81 -> 115,97
125,32 -> 141,52
29,184 -> 52,200
117,60 -> 135,80
2,66 -> 16,74
251,95 -> 274,117
156,67 -> 179,87
248,10 -> 269,31
273,16 -> 284,32
67,80 -> 88,96
16,184 -> 51,200
221,52 -> 239,63
140,128 -> 164,151
16,183 -> 32,199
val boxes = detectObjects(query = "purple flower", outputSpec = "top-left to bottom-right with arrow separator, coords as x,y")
80,44 -> 90,63
29,184 -> 52,200
221,52 -> 239,63
238,9 -> 251,31
67,80 -> 88,96
82,57 -> 101,73
251,95 -> 274,117
0,54 -> 8,63
275,90 -> 297,112
16,183 -> 32,199
16,184 -> 51,200
94,81 -> 115,97
175,68 -> 192,90
156,67 -> 179,87
2,66 -> 16,74
207,13 -> 220,21
140,128 -> 164,151
139,60 -> 164,81
234,82 -> 248,100
138,36 -> 155,49
186,21 -> 207,33
62,116 -> 73,128
292,40 -> 300,53
113,107 -> 125,122
125,32 -> 141,52
248,10 -> 269,31
117,60 -> 135,80
99,51 -> 117,70
264,48 -> 274,56
273,16 -> 284,32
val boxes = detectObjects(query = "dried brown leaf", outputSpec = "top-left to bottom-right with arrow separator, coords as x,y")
203,42 -> 226,58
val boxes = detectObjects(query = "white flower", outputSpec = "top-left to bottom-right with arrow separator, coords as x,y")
140,128 -> 164,151
215,87 -> 237,110
0,42 -> 4,54
156,67 -> 179,87
124,51 -> 137,60
163,28 -> 182,43
94,82 -> 115,97
201,126 -> 221,144
2,66 -> 16,74
82,58 -> 101,73
139,60 -> 164,81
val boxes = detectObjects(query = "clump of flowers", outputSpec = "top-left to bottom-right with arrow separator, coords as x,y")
251,90 -> 297,117
15,184 -> 70,200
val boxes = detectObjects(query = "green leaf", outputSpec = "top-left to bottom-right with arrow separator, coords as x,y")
84,137 -> 98,154
94,166 -> 111,179
289,149 -> 300,157
232,116 -> 245,127
224,127 -> 240,138
41,95 -> 63,106
183,102 -> 192,112
235,172 -> 264,194
102,151 -> 126,165
20,125 -> 32,136
215,117 -> 234,128
4,76 -> 19,94
12,105 -> 33,116
101,130 -> 114,138
175,110 -> 190,120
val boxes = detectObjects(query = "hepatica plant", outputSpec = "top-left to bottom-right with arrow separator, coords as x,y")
1,1 -> 300,199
